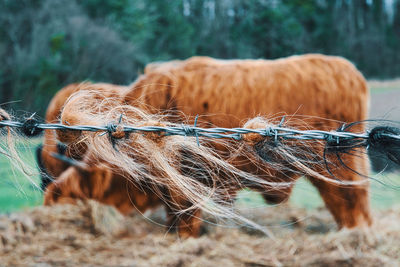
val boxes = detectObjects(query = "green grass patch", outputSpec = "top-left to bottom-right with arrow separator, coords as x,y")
368,80 -> 400,94
0,139 -> 42,213
370,87 -> 400,94
237,175 -> 400,210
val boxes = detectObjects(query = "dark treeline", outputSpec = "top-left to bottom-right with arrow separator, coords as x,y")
1,0 -> 399,115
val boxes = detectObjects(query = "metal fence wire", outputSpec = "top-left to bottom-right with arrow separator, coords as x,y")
0,116 -> 399,142
1,116 -> 400,166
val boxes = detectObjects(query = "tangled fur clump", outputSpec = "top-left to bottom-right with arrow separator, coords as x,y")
38,83 -> 130,187
39,54 -> 371,237
0,109 -> 40,189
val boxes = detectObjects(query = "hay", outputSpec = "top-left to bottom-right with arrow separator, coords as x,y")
1,201 -> 399,266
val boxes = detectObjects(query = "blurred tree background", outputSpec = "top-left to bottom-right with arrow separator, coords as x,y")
0,0 -> 399,116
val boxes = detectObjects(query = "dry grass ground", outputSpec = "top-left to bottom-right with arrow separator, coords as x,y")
1,200 -> 399,267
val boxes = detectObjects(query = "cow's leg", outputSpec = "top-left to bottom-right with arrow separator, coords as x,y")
166,206 -> 202,238
165,189 -> 203,238
307,148 -> 372,228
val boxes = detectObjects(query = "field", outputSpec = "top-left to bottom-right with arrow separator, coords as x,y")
0,81 -> 400,266
0,139 -> 42,213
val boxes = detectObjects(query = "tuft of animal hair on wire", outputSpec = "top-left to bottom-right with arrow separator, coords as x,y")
1,111 -> 400,181
0,109 -> 41,190
322,120 -> 400,186
1,113 -> 400,168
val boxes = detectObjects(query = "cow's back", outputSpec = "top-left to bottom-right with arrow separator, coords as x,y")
129,54 -> 369,130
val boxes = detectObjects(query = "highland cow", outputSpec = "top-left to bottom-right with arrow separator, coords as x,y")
40,54 -> 371,237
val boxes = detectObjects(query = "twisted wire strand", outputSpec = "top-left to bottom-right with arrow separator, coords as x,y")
0,119 -> 390,142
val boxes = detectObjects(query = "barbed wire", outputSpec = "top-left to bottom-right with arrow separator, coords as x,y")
1,117 -> 400,143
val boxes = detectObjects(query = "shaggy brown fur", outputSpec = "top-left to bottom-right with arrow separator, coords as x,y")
39,83 -> 129,179
38,83 -> 187,233
43,161 -> 163,216
41,54 -> 371,237
127,54 -> 371,228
